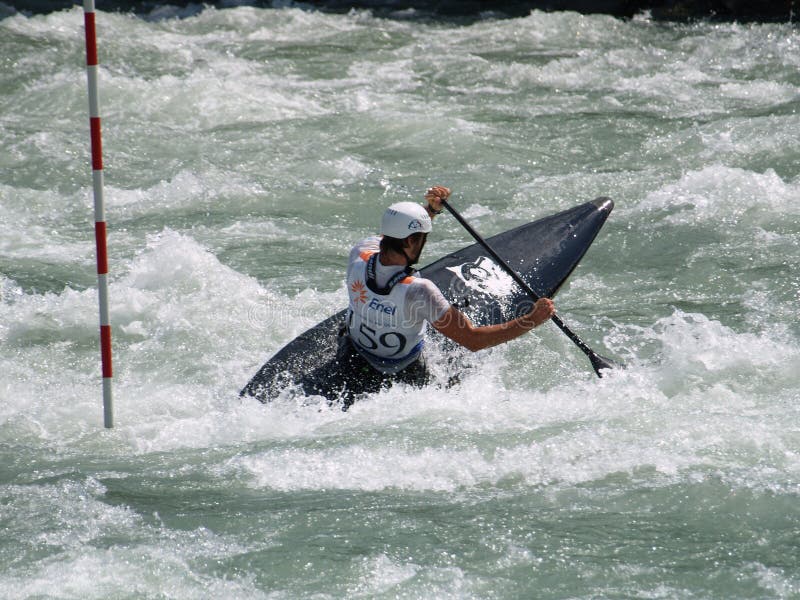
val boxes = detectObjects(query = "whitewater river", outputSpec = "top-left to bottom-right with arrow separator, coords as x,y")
1,5 -> 799,598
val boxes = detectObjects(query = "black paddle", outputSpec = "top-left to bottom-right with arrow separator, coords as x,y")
440,199 -> 620,378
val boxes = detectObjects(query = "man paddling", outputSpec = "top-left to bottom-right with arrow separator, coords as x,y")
304,186 -> 555,407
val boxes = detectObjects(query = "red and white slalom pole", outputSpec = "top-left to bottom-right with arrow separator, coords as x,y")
83,0 -> 113,428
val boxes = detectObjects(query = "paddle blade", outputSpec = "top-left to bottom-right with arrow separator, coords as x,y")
589,351 -> 622,378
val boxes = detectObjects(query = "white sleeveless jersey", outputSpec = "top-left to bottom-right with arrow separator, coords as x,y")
347,236 -> 450,374
345,246 -> 427,374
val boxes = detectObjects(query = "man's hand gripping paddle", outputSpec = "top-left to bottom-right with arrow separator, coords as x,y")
440,199 -> 621,378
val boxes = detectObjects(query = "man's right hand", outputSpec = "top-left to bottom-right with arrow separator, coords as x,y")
433,296 -> 556,352
425,186 -> 450,213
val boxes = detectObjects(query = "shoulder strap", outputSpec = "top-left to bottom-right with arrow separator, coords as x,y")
365,253 -> 414,295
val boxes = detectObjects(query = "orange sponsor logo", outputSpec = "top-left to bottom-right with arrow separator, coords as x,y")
350,280 -> 368,304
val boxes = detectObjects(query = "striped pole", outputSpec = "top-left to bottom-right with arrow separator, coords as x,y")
83,0 -> 113,428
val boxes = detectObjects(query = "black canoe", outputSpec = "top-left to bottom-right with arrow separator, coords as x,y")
241,197 -> 613,403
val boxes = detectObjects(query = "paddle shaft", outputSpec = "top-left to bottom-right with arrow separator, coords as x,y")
440,199 -> 610,374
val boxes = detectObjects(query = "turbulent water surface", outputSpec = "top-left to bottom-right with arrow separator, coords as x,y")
1,6 -> 799,598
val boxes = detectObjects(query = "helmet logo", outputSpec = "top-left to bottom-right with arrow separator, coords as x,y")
408,219 -> 423,230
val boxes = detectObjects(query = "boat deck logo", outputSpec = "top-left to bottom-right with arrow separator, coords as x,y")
446,257 -> 516,297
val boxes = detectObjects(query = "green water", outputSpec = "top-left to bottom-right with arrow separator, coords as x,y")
1,6 -> 799,598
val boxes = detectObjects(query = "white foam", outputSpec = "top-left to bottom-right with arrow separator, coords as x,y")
347,555 -> 419,597
719,80 -> 798,105
0,225 -> 336,445
0,6 -> 83,38
211,320 -> 798,496
0,474 -> 268,600
0,185 -> 93,264
633,165 -> 800,225
752,563 -> 800,597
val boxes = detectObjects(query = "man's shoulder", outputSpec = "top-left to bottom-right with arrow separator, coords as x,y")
407,275 -> 444,297
405,275 -> 451,323
349,236 -> 381,261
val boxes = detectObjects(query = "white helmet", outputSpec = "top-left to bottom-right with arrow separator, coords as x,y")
380,202 -> 432,239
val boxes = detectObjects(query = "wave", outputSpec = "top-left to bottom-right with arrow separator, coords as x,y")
3,0 -> 796,23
